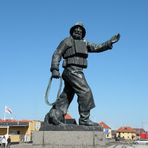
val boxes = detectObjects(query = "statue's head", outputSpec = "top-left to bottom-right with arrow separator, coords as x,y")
70,22 -> 86,39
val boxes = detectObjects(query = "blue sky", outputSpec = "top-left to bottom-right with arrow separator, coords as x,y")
0,0 -> 148,130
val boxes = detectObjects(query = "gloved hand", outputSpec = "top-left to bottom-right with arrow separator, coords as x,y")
110,33 -> 120,44
52,70 -> 60,79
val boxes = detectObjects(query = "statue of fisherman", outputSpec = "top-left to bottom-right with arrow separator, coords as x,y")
45,22 -> 120,126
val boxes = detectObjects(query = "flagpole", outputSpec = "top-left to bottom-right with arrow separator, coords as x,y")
4,105 -> 7,120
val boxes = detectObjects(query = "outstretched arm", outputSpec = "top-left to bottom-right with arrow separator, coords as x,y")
87,33 -> 120,53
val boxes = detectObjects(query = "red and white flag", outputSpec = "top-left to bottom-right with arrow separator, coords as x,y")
5,106 -> 13,114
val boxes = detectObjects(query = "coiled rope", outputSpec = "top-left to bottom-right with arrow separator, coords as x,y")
45,76 -> 63,106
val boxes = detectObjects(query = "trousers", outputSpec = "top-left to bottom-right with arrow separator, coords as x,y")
54,66 -> 95,114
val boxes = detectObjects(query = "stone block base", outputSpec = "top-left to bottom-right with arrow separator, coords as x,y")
33,131 -> 105,148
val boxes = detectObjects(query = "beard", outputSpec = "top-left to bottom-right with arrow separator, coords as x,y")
72,33 -> 82,40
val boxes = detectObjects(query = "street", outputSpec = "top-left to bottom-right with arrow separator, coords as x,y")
10,143 -> 148,148
108,144 -> 148,148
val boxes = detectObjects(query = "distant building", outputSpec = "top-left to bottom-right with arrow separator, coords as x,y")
116,126 -> 136,140
99,121 -> 112,139
134,128 -> 145,139
0,119 -> 41,143
111,130 -> 117,140
133,128 -> 148,140
64,113 -> 77,124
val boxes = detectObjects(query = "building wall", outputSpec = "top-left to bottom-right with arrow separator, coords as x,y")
9,126 -> 28,135
25,121 -> 41,142
107,129 -> 112,139
16,121 -> 41,142
103,128 -> 112,139
0,126 -> 28,142
0,120 -> 41,143
10,135 -> 20,143
9,126 -> 28,142
116,132 -> 136,140
0,128 -> 7,135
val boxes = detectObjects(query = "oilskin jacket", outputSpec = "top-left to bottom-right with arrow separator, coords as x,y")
50,36 -> 112,72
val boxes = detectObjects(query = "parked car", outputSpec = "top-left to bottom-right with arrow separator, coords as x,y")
133,139 -> 148,145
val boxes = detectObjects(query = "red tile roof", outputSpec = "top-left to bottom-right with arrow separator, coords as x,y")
64,114 -> 72,119
0,119 -> 31,123
117,127 -> 136,133
99,121 -> 110,129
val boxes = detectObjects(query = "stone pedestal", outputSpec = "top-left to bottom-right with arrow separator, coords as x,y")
33,124 -> 105,148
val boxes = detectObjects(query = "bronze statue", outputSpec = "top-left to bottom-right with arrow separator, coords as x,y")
45,22 -> 120,126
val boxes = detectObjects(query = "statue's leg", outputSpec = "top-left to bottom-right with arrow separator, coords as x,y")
45,80 -> 74,125
66,70 -> 98,126
55,80 -> 75,114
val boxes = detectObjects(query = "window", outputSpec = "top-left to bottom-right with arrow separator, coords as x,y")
9,130 -> 20,135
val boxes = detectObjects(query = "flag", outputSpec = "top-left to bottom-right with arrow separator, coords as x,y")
5,106 -> 12,114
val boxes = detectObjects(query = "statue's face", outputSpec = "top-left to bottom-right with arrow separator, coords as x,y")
72,26 -> 83,40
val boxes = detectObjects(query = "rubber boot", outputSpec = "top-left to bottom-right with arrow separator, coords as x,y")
79,111 -> 98,126
44,107 -> 65,125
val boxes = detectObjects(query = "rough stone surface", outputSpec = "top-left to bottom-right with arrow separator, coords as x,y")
33,130 -> 105,148
33,124 -> 105,148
